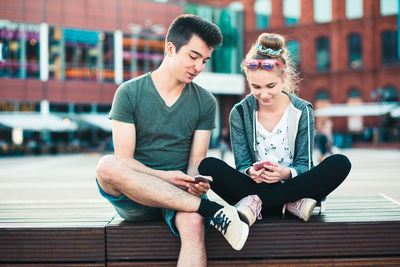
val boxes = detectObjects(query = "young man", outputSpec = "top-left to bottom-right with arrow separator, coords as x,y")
96,14 -> 248,266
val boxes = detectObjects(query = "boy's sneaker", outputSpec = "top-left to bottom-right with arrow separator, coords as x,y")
210,205 -> 249,251
282,198 -> 317,222
234,195 -> 262,227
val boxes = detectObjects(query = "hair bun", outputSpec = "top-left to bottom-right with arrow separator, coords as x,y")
258,33 -> 285,51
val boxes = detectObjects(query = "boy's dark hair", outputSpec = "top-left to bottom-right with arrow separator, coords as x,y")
166,14 -> 222,52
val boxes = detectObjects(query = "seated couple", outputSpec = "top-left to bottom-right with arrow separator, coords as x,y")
96,14 -> 351,267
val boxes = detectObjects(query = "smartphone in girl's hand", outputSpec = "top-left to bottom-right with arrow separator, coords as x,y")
253,160 -> 273,171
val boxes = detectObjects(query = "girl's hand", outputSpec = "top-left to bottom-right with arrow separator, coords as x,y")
259,162 -> 291,183
247,166 -> 266,184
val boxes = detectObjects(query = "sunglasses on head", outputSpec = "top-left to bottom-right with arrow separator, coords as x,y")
245,59 -> 285,71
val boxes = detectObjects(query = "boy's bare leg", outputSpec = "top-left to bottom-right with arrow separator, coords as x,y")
96,155 -> 201,212
97,155 -> 249,252
175,212 -> 206,267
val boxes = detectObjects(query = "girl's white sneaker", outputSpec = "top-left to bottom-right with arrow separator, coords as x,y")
234,195 -> 262,227
282,198 -> 317,221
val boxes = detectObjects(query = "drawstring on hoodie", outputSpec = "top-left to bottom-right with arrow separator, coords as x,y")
253,110 -> 257,158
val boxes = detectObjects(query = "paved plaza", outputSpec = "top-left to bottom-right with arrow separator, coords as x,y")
0,148 -> 399,204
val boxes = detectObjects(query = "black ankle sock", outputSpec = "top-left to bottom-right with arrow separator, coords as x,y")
197,198 -> 223,218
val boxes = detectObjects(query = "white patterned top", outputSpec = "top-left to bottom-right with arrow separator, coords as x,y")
255,106 -> 293,168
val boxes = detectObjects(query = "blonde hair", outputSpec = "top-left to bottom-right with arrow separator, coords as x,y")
242,33 -> 300,95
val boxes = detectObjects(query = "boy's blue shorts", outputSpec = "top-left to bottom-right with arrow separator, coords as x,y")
96,179 -> 210,237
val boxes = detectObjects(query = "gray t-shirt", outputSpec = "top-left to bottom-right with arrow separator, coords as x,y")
109,73 -> 216,172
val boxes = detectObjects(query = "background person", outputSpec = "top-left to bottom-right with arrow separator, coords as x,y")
218,126 -> 231,160
316,118 -> 333,162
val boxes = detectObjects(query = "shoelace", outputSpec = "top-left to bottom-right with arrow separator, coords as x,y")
290,199 -> 304,211
282,199 -> 304,218
249,198 -> 262,220
211,210 -> 231,235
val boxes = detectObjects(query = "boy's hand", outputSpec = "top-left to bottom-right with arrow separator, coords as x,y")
162,170 -> 195,190
186,180 -> 210,197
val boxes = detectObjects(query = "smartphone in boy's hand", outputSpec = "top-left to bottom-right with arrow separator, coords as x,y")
194,175 -> 213,183
253,160 -> 273,171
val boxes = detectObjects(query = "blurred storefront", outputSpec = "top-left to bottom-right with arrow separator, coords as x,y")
1,0 -> 399,155
0,0 -> 245,155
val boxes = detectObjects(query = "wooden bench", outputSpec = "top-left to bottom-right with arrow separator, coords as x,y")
1,194 -> 400,266
0,201 -> 116,266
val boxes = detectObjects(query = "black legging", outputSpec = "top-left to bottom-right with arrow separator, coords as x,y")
198,154 -> 351,215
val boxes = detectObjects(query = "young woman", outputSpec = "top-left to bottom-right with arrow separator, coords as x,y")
199,33 -> 351,226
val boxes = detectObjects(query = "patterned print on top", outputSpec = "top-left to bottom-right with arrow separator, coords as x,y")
255,107 -> 293,168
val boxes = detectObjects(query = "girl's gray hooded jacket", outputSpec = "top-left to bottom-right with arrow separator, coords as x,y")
229,92 -> 314,178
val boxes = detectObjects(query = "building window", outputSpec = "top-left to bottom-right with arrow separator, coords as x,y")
122,34 -> 164,81
214,9 -> 241,73
255,0 -> 271,29
101,33 -> 114,83
316,37 -> 330,71
0,20 -> 21,78
0,21 -> 40,79
97,104 -> 111,113
348,88 -> 362,99
380,0 -> 398,16
348,34 -> 362,69
49,103 -> 69,113
122,34 -> 132,80
49,27 -> 62,80
382,86 -> 398,102
0,101 -> 17,112
381,31 -> 398,66
25,24 -> 40,78
284,0 -> 301,26
315,90 -> 330,101
74,103 -> 92,113
314,0 -> 332,23
287,40 -> 300,66
64,28 -> 100,81
0,101 -> 39,112
185,3 -> 243,74
346,0 -> 363,19
49,27 -> 113,83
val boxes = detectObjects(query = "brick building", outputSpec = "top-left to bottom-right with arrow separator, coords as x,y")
0,0 -> 245,152
219,0 -> 400,143
0,0 -> 398,154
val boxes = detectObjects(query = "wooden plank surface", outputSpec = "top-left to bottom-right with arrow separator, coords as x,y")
107,257 -> 400,266
0,264 -> 104,267
2,194 -> 400,264
106,194 -> 400,261
0,200 -> 115,263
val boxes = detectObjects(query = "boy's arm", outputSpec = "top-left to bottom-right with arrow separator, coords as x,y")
186,129 -> 212,196
112,120 -> 194,189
